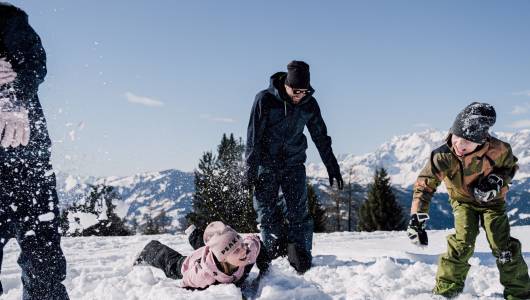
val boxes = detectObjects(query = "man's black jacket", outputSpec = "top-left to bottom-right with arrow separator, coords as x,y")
245,72 -> 340,183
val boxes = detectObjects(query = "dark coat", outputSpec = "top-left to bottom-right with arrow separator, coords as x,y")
0,3 -> 50,163
245,72 -> 340,183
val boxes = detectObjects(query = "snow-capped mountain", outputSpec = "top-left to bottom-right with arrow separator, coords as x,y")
55,169 -> 194,232
307,129 -> 530,187
308,129 -> 530,228
54,130 -> 530,232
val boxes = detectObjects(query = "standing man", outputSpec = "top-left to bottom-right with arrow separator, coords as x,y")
245,60 -> 343,273
1,3 -> 69,299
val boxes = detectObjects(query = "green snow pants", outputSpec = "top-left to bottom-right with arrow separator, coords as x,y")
434,199 -> 530,299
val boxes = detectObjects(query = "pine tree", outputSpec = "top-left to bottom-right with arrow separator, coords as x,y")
357,168 -> 406,232
188,133 -> 257,233
65,184 -> 132,236
307,183 -> 327,232
334,188 -> 341,231
141,213 -> 158,235
140,209 -> 172,235
58,207 -> 70,236
329,187 -> 348,231
347,167 -> 356,231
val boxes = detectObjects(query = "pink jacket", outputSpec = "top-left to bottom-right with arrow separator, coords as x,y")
180,235 -> 261,289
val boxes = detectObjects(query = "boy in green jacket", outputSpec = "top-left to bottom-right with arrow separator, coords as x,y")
407,102 -> 530,299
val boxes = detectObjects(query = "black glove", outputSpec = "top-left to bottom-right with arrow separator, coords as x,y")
185,224 -> 206,250
328,166 -> 344,190
407,213 -> 429,246
473,174 -> 503,203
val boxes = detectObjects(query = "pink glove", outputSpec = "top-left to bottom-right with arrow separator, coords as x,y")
0,85 -> 30,148
0,58 -> 17,85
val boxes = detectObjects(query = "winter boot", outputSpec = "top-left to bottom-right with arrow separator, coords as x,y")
287,243 -> 312,274
134,240 -> 163,266
134,240 -> 185,280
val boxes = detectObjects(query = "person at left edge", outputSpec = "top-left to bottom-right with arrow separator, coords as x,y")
0,3 -> 69,299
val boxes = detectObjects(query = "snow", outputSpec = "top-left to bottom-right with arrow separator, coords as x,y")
2,226 -> 530,299
519,214 -> 530,220
64,175 -> 78,192
508,208 -> 519,217
67,212 -> 99,233
38,212 -> 55,222
23,230 -> 35,237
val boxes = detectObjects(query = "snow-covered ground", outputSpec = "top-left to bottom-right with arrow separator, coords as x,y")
2,226 -> 530,300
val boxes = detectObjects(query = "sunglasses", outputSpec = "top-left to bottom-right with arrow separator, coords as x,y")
292,89 -> 312,95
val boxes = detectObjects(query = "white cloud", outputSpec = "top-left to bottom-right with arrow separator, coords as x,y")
212,117 -> 236,123
512,103 -> 530,115
511,119 -> 530,128
125,92 -> 164,107
200,114 -> 236,123
512,90 -> 530,97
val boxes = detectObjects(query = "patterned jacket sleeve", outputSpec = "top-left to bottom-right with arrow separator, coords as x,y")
411,148 -> 450,214
493,143 -> 518,197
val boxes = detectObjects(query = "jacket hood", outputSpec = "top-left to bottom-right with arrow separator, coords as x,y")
267,72 -> 314,106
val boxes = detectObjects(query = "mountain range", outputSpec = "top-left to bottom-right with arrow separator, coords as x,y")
55,129 -> 530,231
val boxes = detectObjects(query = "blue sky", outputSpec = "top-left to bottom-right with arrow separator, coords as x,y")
9,0 -> 530,176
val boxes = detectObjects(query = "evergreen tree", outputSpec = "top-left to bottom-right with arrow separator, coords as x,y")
188,133 -> 257,233
307,183 -> 327,232
58,207 -> 70,236
329,187 -> 348,231
141,213 -> 158,235
357,168 -> 406,232
140,210 -> 173,235
65,184 -> 132,236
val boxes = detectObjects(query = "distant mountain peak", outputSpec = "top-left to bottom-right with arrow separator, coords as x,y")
307,129 -> 530,187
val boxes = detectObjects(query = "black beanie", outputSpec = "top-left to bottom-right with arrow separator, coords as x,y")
450,102 -> 496,144
285,60 -> 310,89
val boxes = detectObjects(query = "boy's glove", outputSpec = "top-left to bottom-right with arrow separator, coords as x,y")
473,174 -> 503,203
0,85 -> 30,148
407,213 -> 429,246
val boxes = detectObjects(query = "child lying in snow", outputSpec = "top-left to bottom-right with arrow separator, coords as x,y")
134,221 -> 270,289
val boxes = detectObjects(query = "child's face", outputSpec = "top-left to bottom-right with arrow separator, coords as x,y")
451,135 -> 480,157
224,241 -> 250,267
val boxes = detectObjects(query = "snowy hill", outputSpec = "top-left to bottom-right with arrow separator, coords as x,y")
55,169 -> 194,232
2,227 -> 530,299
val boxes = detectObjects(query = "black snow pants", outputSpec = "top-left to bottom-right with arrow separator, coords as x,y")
0,157 -> 69,300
